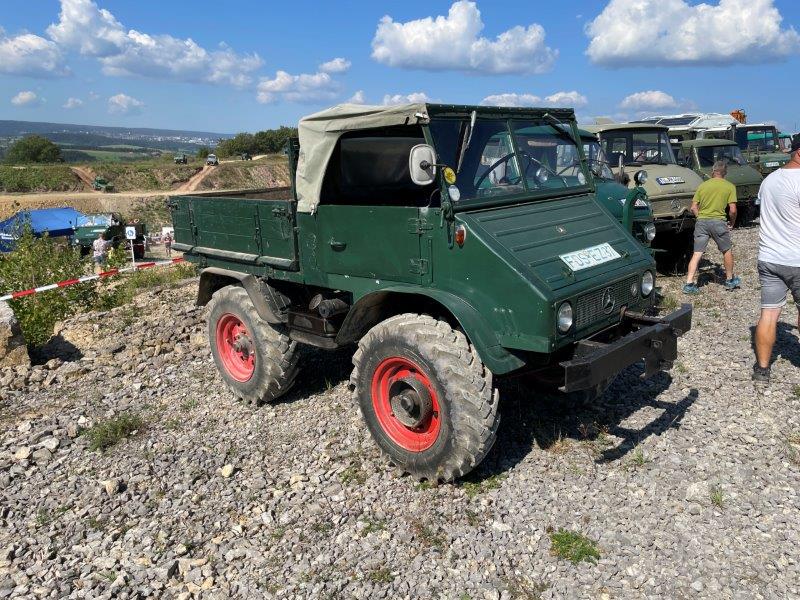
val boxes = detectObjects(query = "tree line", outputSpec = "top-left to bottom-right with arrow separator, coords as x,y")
214,126 -> 297,158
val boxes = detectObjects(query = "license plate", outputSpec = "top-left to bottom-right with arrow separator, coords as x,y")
764,162 -> 780,168
560,243 -> 621,271
656,176 -> 685,185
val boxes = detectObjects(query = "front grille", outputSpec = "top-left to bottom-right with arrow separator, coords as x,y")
575,275 -> 640,329
736,184 -> 759,201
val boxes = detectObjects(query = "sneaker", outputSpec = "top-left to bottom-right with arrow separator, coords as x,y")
724,276 -> 741,290
683,283 -> 699,295
752,364 -> 770,383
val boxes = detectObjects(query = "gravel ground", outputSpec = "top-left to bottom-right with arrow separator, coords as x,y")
1,224 -> 799,599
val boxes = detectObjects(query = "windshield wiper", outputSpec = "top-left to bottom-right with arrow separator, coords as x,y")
455,110 -> 477,174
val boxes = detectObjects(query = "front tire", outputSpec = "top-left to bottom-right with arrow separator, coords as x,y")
350,314 -> 499,482
207,286 -> 299,404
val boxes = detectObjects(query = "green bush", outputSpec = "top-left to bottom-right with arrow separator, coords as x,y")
5,135 -> 62,164
0,227 -> 96,346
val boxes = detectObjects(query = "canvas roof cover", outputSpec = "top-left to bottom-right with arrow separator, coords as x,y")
295,103 -> 429,213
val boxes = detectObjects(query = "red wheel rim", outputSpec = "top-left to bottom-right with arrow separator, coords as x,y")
371,356 -> 441,452
215,313 -> 255,382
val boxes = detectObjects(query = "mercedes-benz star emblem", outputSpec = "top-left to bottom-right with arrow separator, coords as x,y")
601,288 -> 615,314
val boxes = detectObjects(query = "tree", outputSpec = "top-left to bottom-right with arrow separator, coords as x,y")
197,146 -> 210,160
5,135 -> 63,164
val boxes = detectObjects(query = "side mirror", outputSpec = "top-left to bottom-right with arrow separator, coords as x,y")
409,144 -> 437,186
634,170 -> 648,186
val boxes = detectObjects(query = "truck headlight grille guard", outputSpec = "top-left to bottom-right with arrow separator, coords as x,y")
575,274 -> 641,330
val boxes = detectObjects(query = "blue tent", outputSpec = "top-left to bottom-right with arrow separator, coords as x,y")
0,207 -> 85,252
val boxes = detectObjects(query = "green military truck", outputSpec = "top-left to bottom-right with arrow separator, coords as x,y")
170,103 -> 691,482
92,177 -> 115,193
72,214 -> 147,259
675,139 -> 763,225
174,153 -> 188,164
734,124 -> 789,176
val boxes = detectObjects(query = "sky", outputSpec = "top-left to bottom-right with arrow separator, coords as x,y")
1,0 -> 799,134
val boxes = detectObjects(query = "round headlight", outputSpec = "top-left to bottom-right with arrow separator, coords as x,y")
644,223 -> 656,242
557,302 -> 573,333
641,271 -> 655,296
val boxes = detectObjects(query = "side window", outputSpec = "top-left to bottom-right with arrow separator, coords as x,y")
320,127 -> 433,207
605,136 -> 627,167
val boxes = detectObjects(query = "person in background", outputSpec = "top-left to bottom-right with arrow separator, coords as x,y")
164,232 -> 173,257
92,232 -> 109,273
752,136 -> 800,383
683,160 -> 741,294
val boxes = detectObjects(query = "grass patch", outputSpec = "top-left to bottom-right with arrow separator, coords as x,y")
658,293 -> 679,312
627,448 -> 650,469
366,568 -> 394,583
362,518 -> 386,536
710,486 -> 725,508
549,529 -> 601,565
411,521 -> 445,550
96,262 -> 197,310
340,463 -> 367,485
793,385 -> 800,398
0,164 -> 81,192
460,473 -> 506,499
83,413 -> 143,451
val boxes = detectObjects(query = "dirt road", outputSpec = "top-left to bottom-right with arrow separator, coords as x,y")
175,165 -> 214,192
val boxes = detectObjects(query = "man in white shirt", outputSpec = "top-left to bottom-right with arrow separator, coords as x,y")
753,136 -> 800,383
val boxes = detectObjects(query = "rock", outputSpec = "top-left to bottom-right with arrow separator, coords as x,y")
685,481 -> 710,504
218,464 -> 235,478
101,479 -> 120,496
0,301 -> 29,369
13,447 -> 31,461
40,438 -> 59,451
31,448 -> 52,463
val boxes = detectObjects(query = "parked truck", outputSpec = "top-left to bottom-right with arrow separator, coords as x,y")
586,123 -> 703,270
733,124 -> 790,176
675,139 -> 763,225
72,214 -> 147,259
170,103 -> 691,482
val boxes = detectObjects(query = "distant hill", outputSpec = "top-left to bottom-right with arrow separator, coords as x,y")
0,120 -> 233,154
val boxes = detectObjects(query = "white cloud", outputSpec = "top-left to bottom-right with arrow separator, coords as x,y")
346,90 -> 366,104
319,57 -> 351,73
382,92 -> 433,105
481,91 -> 588,108
544,91 -> 588,108
63,97 -> 83,109
108,93 -> 144,115
619,90 -> 677,111
47,0 -> 262,87
88,91 -> 100,101
481,93 -> 541,107
256,70 -> 339,104
372,0 -> 557,75
586,0 -> 800,66
11,91 -> 42,107
0,28 -> 68,77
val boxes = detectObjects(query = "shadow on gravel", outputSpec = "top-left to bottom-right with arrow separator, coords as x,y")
749,321 -> 800,369
30,335 -> 83,365
468,369 -> 699,481
272,345 -> 357,406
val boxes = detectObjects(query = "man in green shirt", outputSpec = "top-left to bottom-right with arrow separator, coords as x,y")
683,160 -> 741,294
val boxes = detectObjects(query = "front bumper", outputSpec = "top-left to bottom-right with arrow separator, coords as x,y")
559,304 -> 692,393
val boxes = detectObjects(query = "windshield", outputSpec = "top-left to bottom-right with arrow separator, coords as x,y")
582,139 -> 614,180
736,127 -> 777,151
696,145 -> 746,168
428,118 -> 590,202
600,129 -> 677,166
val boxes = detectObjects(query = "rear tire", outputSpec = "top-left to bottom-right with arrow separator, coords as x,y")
207,286 -> 299,404
350,314 -> 499,482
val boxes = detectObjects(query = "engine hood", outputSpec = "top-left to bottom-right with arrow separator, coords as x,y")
694,164 -> 763,187
459,193 -> 653,296
594,179 -> 652,222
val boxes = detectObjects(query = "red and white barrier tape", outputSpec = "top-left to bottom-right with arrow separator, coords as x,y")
0,257 -> 186,302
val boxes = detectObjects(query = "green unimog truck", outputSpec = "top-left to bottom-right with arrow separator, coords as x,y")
170,103 -> 691,482
675,139 -> 763,225
92,177 -> 115,193
734,124 -> 789,176
72,214 -> 147,259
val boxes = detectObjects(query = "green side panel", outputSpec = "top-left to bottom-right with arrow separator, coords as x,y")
313,205 -> 421,283
461,194 -> 652,294
171,200 -> 194,246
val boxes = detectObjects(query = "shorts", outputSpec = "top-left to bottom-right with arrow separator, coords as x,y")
693,219 -> 732,254
93,255 -> 106,266
758,261 -> 800,309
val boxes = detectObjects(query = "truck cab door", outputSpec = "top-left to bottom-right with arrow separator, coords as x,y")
314,205 -> 425,284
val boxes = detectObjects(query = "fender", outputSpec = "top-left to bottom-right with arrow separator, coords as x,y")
336,287 -> 525,375
198,267 -> 289,324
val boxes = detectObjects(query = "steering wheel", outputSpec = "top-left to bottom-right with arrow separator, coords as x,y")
475,151 -> 563,190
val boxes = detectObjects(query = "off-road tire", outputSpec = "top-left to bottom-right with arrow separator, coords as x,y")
350,313 -> 499,482
207,285 -> 299,405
